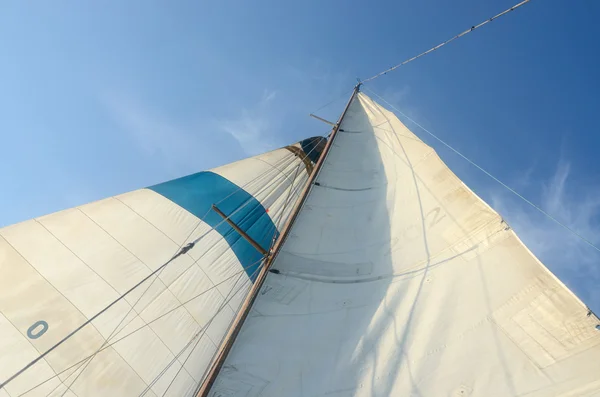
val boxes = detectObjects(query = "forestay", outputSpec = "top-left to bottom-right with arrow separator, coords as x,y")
0,138 -> 324,397
209,93 -> 600,396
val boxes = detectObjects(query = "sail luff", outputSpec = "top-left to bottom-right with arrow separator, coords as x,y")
196,84 -> 362,397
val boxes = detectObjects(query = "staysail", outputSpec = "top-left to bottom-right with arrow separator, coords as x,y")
0,138 -> 324,397
207,92 -> 600,396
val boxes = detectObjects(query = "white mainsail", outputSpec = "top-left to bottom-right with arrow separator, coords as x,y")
0,139 -> 323,397
208,93 -> 600,396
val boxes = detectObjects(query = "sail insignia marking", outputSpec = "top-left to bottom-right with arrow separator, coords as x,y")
150,171 -> 275,281
26,321 -> 48,339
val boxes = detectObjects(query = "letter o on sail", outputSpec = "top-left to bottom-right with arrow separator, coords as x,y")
27,320 -> 48,339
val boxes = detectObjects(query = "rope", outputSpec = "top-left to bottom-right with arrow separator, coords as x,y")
362,0 -> 532,83
364,86 -> 600,254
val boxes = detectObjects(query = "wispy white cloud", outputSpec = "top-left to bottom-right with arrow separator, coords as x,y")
100,91 -> 220,178
104,95 -> 182,155
489,159 -> 600,310
216,89 -> 282,156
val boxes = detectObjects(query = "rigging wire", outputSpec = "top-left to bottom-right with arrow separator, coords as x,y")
363,86 -> 600,254
361,0 -> 532,83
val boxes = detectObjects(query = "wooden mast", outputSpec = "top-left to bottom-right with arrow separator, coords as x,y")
196,83 -> 362,396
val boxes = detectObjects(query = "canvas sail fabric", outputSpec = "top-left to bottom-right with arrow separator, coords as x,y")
210,93 -> 600,396
0,140 -> 322,397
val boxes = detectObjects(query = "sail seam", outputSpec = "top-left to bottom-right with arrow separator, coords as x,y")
112,196 -> 236,311
0,234 -> 109,395
31,218 -> 150,397
69,206 -> 208,389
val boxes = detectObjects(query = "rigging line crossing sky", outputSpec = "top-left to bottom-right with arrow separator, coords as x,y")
364,86 -> 600,255
362,0 -> 533,83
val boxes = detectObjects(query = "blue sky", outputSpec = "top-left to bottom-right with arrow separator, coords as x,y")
1,0 -> 600,310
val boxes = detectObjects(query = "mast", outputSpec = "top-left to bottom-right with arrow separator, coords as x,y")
196,83 -> 362,396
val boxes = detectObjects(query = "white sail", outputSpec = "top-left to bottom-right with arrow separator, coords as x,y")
0,138 -> 324,397
209,93 -> 600,396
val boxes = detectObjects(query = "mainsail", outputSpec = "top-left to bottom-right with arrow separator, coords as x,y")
1,90 -> 599,397
0,139 -> 324,397
207,92 -> 600,396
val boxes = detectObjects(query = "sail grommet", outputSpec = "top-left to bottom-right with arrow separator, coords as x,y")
27,320 -> 48,339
